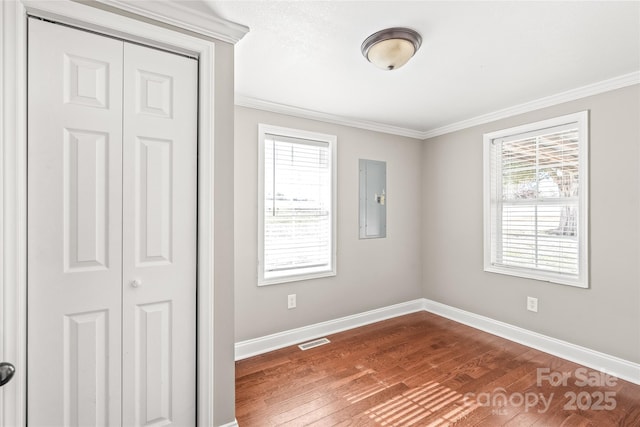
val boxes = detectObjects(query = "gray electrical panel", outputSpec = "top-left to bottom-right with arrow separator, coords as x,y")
359,159 -> 386,239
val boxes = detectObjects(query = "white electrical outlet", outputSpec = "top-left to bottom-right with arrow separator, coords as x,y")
527,296 -> 538,312
287,294 -> 296,309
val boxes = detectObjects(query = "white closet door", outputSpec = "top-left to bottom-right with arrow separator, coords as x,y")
29,19 -> 198,427
121,43 -> 197,426
27,18 -> 124,426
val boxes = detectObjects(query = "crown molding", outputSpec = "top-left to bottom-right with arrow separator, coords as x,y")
235,95 -> 426,140
94,0 -> 249,44
421,71 -> 640,139
236,72 -> 639,141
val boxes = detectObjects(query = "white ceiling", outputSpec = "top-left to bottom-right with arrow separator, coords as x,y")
206,1 -> 640,137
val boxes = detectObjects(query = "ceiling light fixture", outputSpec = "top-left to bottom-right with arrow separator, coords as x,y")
361,27 -> 422,71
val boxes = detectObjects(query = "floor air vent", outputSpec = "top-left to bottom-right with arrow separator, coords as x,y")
298,338 -> 330,351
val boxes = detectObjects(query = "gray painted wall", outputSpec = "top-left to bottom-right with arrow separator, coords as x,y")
234,106 -> 424,342
422,85 -> 640,363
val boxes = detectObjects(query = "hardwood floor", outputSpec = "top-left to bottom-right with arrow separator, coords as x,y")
235,312 -> 640,426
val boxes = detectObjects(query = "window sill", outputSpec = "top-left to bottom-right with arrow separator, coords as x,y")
484,264 -> 588,289
258,269 -> 336,286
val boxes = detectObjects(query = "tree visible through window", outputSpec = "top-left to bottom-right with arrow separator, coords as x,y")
484,112 -> 589,287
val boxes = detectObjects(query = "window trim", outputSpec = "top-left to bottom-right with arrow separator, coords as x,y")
257,124 -> 337,286
483,111 -> 589,288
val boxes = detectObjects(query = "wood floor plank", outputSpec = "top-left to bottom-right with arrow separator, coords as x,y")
236,312 -> 640,426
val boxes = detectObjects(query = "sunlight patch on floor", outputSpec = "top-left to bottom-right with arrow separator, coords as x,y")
344,381 -> 388,403
363,381 -> 479,426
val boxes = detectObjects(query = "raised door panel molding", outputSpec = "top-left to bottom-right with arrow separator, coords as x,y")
63,310 -> 109,427
64,54 -> 110,109
136,137 -> 173,266
135,302 -> 172,427
137,70 -> 173,118
63,128 -> 110,272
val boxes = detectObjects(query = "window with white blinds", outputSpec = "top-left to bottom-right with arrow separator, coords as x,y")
258,124 -> 337,285
483,111 -> 589,288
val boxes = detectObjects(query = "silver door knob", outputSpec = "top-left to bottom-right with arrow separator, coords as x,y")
0,362 -> 15,387
131,279 -> 142,288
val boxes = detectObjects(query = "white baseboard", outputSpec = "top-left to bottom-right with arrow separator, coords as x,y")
234,299 -> 425,360
234,298 -> 640,385
421,298 -> 640,385
218,419 -> 238,427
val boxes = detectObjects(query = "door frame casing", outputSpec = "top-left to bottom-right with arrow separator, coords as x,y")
1,1 -> 244,425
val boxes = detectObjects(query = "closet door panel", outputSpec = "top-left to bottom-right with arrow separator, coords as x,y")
27,18 -> 123,427
122,43 -> 198,427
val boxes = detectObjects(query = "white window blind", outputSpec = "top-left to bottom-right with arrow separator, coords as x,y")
484,112 -> 588,287
258,125 -> 336,285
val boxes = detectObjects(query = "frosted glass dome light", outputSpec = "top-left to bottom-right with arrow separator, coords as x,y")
361,27 -> 422,71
